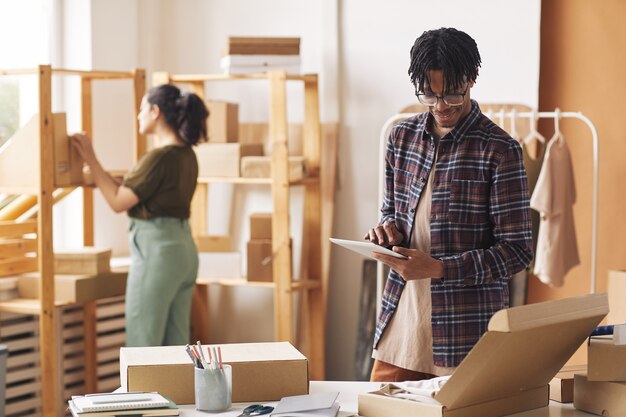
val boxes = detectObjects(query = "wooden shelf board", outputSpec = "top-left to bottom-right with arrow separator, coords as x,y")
0,298 -> 72,315
169,73 -> 314,83
195,277 -> 321,291
197,175 -> 319,186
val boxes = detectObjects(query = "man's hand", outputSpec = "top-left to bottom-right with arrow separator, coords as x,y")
371,246 -> 444,281
364,221 -> 403,246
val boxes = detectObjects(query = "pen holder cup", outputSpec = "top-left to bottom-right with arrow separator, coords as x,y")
194,365 -> 232,412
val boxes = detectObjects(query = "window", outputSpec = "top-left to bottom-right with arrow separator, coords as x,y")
0,0 -> 53,146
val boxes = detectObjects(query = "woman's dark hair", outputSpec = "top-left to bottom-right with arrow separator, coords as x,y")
146,84 -> 209,146
408,27 -> 481,93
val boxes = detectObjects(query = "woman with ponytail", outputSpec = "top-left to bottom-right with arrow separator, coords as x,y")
72,84 -> 208,347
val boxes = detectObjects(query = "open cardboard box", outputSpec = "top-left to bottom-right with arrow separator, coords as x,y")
358,294 -> 608,417
120,342 -> 308,405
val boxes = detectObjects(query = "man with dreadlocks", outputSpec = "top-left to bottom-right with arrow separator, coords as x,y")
365,28 -> 533,381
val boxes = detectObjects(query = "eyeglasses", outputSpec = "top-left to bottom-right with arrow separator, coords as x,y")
236,404 -> 274,417
416,86 -> 469,107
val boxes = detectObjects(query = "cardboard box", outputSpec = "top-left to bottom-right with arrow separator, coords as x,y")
16,269 -> 127,303
247,239 -> 273,282
120,342 -> 308,405
195,143 -> 263,177
194,235 -> 232,252
240,156 -> 305,181
53,113 -> 84,187
608,270 -> 626,324
587,336 -> 626,381
197,252 -> 241,279
549,364 -> 586,403
358,294 -> 608,417
206,100 -> 239,143
574,373 -> 626,416
250,213 -> 272,240
54,247 -> 112,275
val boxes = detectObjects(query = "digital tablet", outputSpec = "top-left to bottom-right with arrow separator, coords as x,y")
329,237 -> 408,260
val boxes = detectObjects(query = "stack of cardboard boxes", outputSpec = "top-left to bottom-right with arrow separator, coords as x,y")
16,248 -> 127,303
220,36 -> 301,75
572,270 -> 626,416
194,101 -> 305,181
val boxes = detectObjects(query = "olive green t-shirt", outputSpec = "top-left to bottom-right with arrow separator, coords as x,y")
123,145 -> 198,220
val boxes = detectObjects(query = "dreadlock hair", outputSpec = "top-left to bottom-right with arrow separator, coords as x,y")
408,28 -> 481,94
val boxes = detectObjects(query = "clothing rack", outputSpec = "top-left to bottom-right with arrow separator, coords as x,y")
376,109 -> 599,316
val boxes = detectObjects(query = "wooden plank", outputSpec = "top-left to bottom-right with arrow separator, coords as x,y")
98,332 -> 125,348
303,75 -> 321,175
0,195 -> 38,221
0,257 -> 38,277
83,300 -> 98,392
38,64 -> 59,417
5,397 -> 41,416
3,335 -> 38,351
268,71 -> 293,343
133,69 -> 147,162
97,361 -> 119,376
7,351 -> 39,368
191,284 -> 209,344
0,238 -> 38,258
6,366 -> 39,384
81,77 -> 95,247
97,347 -> 122,363
96,303 -> 125,318
95,316 -> 125,333
0,220 -> 38,237
6,380 -> 41,399
98,375 -> 121,393
0,318 -> 38,338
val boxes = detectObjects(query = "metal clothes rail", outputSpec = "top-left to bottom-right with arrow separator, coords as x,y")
376,109 -> 599,317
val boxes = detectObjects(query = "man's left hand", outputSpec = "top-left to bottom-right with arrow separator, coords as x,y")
371,246 -> 444,281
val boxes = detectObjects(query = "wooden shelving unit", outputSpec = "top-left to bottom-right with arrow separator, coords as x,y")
153,70 -> 334,380
0,65 -> 145,417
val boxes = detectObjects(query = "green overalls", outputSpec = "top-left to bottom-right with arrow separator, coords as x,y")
122,144 -> 199,347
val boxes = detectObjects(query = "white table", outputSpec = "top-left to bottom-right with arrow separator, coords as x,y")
177,381 -> 596,416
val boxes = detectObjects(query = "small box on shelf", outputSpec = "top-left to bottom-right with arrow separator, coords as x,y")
250,213 -> 272,240
206,100 -> 239,143
241,156 -> 305,181
247,239 -> 273,282
194,235 -> 232,252
195,143 -> 263,177
54,247 -> 112,275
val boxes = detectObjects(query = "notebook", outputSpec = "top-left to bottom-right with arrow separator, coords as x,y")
71,392 -> 171,413
68,398 -> 179,417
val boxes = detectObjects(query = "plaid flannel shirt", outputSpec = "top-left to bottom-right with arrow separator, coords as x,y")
375,101 -> 533,367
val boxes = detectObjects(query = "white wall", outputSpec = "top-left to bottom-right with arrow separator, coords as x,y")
57,0 -> 541,380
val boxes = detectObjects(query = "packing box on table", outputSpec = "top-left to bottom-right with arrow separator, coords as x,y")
120,342 -> 308,405
587,336 -> 626,381
574,373 -> 626,416
358,294 -> 608,417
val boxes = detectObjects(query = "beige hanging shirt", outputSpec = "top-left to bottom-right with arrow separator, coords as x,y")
530,136 -> 579,287
373,145 -> 455,376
